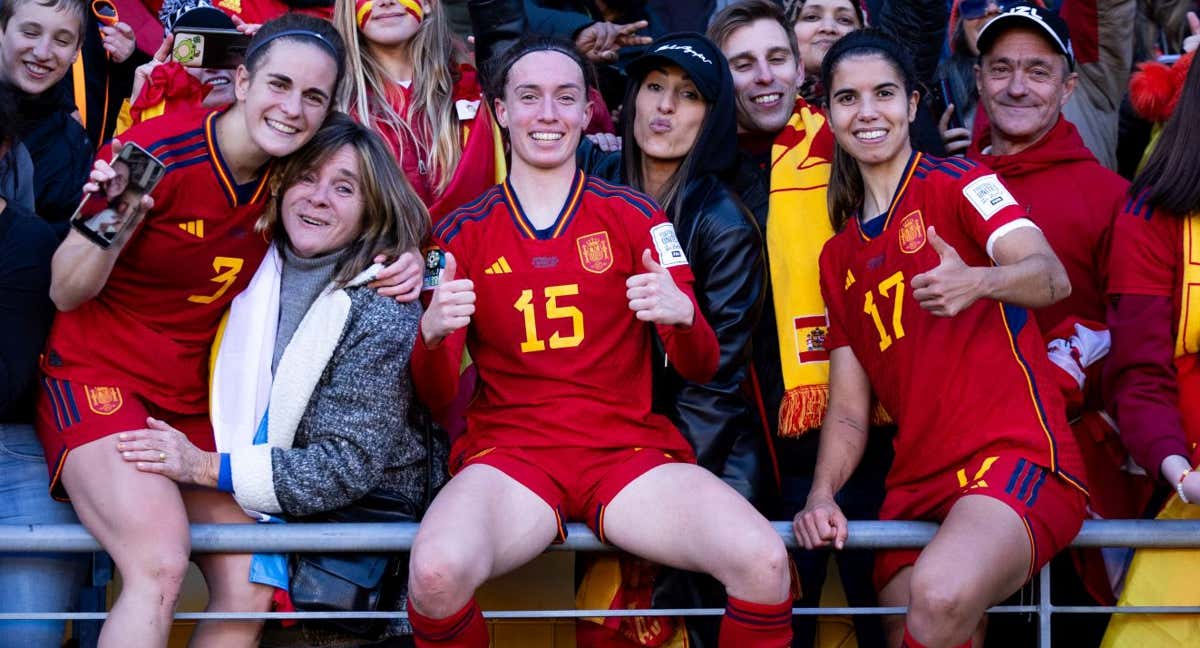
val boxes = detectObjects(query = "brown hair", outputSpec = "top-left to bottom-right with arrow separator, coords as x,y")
822,29 -> 917,231
0,0 -> 86,41
261,113 -> 429,286
1130,55 -> 1200,217
706,0 -> 799,62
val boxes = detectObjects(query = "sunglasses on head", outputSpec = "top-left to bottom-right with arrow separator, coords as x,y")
958,0 -> 1021,20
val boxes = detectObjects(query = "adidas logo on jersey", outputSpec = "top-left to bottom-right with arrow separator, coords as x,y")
484,257 -> 512,275
178,220 -> 205,238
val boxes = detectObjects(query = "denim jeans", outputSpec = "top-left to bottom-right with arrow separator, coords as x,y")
0,423 -> 89,647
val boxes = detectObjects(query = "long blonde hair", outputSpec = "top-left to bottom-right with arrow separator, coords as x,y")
334,0 -> 465,196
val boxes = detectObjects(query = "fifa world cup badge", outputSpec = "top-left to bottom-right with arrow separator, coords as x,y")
423,247 -> 446,291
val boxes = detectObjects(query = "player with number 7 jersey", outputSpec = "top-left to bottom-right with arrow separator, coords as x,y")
37,109 -> 273,496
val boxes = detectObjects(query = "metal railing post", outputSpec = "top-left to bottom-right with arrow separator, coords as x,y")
1038,564 -> 1052,648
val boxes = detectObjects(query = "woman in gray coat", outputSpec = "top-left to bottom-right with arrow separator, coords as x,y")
115,114 -> 447,645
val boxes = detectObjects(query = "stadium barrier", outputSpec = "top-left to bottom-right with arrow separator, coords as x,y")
3,519 -> 1200,647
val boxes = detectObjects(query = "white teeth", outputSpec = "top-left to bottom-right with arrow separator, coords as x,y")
299,215 -> 325,226
25,62 -> 51,75
856,129 -> 886,140
209,78 -> 230,86
753,93 -> 782,104
531,132 -> 563,141
266,119 -> 299,135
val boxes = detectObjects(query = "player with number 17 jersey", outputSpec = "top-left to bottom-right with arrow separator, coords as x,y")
818,153 -> 1087,494
414,171 -> 719,462
38,109 -> 272,483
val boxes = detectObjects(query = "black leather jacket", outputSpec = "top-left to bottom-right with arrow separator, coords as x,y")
577,142 -> 768,502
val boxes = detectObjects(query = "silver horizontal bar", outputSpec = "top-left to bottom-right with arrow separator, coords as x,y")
5,519 -> 1200,553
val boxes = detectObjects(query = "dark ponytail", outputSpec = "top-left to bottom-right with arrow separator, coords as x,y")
820,29 -> 917,231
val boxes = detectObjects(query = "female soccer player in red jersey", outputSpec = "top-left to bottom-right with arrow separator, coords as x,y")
406,37 -> 794,648
792,30 -> 1087,648
35,14 -> 346,648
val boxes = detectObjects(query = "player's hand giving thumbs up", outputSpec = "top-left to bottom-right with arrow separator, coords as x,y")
627,249 -> 694,327
911,226 -> 984,317
421,252 -> 475,347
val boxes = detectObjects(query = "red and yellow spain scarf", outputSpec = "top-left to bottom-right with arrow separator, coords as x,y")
769,98 -> 836,437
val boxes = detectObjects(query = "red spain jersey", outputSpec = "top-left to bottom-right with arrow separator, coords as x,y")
42,109 -> 271,414
413,171 -> 719,458
818,153 -> 1086,493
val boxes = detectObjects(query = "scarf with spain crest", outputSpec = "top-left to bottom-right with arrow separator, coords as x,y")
768,97 -> 837,437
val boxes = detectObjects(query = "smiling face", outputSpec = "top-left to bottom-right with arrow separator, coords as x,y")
280,144 -> 366,258
977,28 -> 1075,153
632,63 -> 709,167
792,0 -> 860,76
192,67 -> 236,107
361,0 -> 422,48
721,18 -> 801,135
494,49 -> 592,172
234,39 -> 338,158
828,53 -> 916,169
0,0 -> 81,95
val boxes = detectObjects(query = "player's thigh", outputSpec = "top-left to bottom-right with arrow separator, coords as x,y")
180,488 -> 273,607
602,462 -> 782,576
910,494 -> 1032,611
60,435 -> 190,576
412,463 -> 560,581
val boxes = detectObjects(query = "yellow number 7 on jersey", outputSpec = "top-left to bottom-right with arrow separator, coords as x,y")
863,271 -> 906,351
187,256 -> 244,305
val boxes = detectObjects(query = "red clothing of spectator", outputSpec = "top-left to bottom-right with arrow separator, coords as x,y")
1105,203 -> 1200,477
971,115 -> 1125,336
212,0 -> 332,25
355,66 -> 501,220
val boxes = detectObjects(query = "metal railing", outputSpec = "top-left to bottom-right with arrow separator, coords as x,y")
3,519 -> 1199,647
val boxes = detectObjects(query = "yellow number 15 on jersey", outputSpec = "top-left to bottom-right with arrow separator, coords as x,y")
514,283 -> 584,353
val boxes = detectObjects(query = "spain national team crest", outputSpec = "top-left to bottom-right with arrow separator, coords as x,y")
898,210 -> 927,254
577,231 -> 614,274
84,385 -> 123,416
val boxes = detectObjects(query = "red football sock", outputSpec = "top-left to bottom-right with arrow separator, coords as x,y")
719,595 -> 792,647
901,625 -> 972,648
408,597 -> 489,648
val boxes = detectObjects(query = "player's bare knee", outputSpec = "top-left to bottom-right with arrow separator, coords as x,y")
408,546 -> 477,615
123,546 -> 189,606
907,568 -> 976,635
720,526 -> 790,600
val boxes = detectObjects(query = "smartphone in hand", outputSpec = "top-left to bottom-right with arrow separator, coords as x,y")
172,27 -> 251,69
70,143 -> 166,248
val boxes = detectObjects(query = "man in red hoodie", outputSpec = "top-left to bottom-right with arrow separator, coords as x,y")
969,5 -> 1152,616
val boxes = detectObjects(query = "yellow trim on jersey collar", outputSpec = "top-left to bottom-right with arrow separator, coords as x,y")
204,111 -> 273,208
502,170 -> 586,240
857,151 -> 922,243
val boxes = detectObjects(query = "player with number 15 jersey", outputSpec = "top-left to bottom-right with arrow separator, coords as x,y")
416,171 -> 718,463
37,109 -> 272,490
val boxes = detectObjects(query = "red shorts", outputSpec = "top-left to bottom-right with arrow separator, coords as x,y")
873,452 -> 1086,592
451,444 -> 690,543
35,375 -> 215,500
